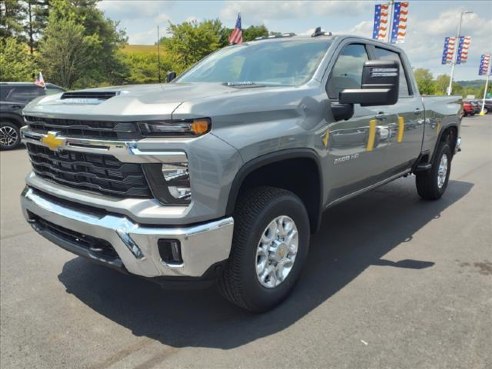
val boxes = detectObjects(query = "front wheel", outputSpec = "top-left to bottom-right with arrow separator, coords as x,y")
416,143 -> 452,200
218,187 -> 310,312
0,121 -> 21,150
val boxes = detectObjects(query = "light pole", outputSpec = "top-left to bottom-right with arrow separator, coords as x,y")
480,54 -> 490,116
447,11 -> 473,96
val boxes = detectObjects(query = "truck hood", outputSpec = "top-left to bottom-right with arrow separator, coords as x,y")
22,83 -> 292,121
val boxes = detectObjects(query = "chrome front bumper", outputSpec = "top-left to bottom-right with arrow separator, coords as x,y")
21,187 -> 234,278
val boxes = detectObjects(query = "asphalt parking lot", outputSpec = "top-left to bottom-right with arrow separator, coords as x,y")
1,115 -> 491,369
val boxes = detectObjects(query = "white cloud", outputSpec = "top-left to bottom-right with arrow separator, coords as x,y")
98,0 -> 174,20
220,0 -> 371,24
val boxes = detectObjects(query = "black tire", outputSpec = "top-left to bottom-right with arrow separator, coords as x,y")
416,143 -> 452,200
0,121 -> 21,150
218,186 -> 310,312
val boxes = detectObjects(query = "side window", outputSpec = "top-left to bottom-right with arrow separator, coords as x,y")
5,86 -> 44,102
374,47 -> 411,97
327,44 -> 368,99
0,86 -> 14,100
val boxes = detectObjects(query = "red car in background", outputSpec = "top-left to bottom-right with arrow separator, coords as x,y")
463,101 -> 474,116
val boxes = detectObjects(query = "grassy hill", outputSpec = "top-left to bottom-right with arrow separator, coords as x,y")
121,44 -> 161,56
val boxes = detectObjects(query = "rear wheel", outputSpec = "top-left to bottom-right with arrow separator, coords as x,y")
416,143 -> 452,200
0,121 -> 21,150
218,187 -> 310,312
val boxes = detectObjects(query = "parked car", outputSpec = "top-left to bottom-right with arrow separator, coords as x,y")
0,82 -> 65,150
469,100 -> 482,114
20,34 -> 461,312
479,99 -> 491,114
463,101 -> 475,116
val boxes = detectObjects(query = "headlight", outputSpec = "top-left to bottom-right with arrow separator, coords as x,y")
138,118 -> 211,137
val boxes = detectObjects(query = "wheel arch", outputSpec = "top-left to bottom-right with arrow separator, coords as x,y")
0,113 -> 24,127
226,149 -> 323,233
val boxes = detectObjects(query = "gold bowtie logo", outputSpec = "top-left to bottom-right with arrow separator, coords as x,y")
41,132 -> 65,151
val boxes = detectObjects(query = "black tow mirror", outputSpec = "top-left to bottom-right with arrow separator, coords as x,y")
339,60 -> 399,106
166,71 -> 177,83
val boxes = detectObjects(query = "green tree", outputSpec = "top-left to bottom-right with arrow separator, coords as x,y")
0,0 -> 26,39
38,6 -> 98,88
0,37 -> 36,80
165,19 -> 223,73
434,74 -> 449,95
414,68 -> 435,95
24,0 -> 51,54
37,0 -> 127,88
243,25 -> 268,41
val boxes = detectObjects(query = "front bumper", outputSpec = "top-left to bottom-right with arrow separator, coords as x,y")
21,187 -> 234,278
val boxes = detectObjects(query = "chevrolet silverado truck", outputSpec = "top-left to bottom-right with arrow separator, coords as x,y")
20,34 -> 461,312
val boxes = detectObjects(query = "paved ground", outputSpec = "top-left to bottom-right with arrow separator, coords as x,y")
1,115 -> 491,369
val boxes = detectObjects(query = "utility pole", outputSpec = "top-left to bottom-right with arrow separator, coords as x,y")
447,11 -> 473,95
157,25 -> 161,83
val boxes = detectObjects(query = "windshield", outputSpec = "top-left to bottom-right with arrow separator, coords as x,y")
177,39 -> 332,86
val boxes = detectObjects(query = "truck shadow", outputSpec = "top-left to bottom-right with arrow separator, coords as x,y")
58,178 -> 472,349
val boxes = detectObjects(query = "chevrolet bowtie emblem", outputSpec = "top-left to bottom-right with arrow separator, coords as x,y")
41,132 -> 65,151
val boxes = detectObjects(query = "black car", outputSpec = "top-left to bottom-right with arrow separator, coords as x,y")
0,82 -> 65,150
480,99 -> 491,114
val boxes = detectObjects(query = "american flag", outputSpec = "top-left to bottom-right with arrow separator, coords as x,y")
390,2 -> 409,43
441,37 -> 456,65
34,72 -> 45,88
228,13 -> 242,45
372,3 -> 390,41
456,36 -> 471,64
479,54 -> 491,76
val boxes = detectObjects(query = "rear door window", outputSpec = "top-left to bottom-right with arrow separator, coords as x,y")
373,47 -> 411,97
5,86 -> 45,102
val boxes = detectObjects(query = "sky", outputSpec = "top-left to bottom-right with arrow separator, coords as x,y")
98,0 -> 492,81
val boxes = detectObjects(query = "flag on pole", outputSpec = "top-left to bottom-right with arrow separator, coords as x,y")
479,54 -> 490,76
34,72 -> 45,88
441,37 -> 456,65
372,3 -> 390,41
456,36 -> 471,64
228,13 -> 243,45
390,2 -> 409,43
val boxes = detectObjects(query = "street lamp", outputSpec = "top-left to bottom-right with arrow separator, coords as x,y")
447,10 -> 473,96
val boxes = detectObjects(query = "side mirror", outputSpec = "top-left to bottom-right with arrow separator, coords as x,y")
166,71 -> 177,83
339,60 -> 399,106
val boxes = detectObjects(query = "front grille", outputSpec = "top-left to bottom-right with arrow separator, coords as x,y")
27,143 -> 152,198
24,116 -> 139,140
31,213 -> 119,261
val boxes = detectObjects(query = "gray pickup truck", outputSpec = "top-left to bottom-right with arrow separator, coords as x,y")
20,34 -> 461,312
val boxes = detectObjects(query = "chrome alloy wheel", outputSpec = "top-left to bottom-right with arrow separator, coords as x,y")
255,215 -> 299,288
437,154 -> 449,189
0,125 -> 19,147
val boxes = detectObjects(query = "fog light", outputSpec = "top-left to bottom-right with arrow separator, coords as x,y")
158,239 -> 183,265
161,163 -> 191,202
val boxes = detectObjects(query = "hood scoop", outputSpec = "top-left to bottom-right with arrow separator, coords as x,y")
60,91 -> 120,103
